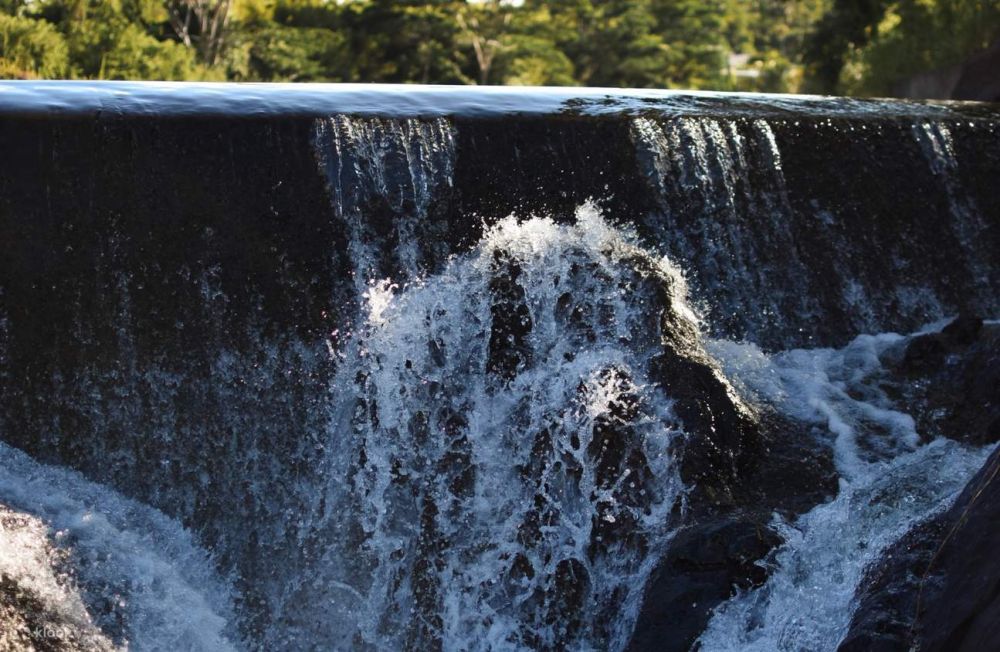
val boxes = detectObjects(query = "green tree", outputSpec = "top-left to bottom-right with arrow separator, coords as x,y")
238,24 -> 348,81
530,0 -> 729,89
802,0 -> 893,92
526,0 -> 666,87
653,0 -> 728,88
804,0 -> 1000,94
0,13 -> 70,78
839,0 -> 1000,95
455,0 -> 512,84
494,34 -> 577,86
40,0 -> 205,79
1,0 -> 30,15
164,0 -> 233,66
716,0 -> 830,93
344,0 -> 469,84
103,22 -> 206,79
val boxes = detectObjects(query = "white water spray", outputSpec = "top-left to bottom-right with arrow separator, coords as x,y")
698,333 -> 993,651
273,204 -> 696,652
0,441 -> 238,651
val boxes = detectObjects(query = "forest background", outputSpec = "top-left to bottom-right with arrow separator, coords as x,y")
1,0 -> 998,97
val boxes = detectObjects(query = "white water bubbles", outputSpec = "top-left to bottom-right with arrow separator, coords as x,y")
699,330 -> 993,651
0,441 -> 239,652
306,203 -> 694,652
0,504 -> 118,651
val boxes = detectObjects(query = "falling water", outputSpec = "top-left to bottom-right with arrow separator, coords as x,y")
264,204 -> 695,651
1,90 -> 997,652
911,122 -> 993,301
0,441 -> 238,651
313,116 -> 457,294
696,333 -> 993,651
632,116 -> 822,344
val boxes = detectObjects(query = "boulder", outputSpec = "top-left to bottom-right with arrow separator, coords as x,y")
889,316 -> 1000,446
628,517 -> 782,652
840,438 -> 1000,651
629,410 -> 838,652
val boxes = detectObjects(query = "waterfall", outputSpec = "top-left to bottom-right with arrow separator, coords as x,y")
1,85 -> 998,652
312,116 -> 457,294
632,116 -> 822,344
257,204 -> 697,651
911,122 -> 993,302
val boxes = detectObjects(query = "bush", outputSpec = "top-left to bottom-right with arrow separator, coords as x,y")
0,14 -> 69,79
101,23 -> 207,80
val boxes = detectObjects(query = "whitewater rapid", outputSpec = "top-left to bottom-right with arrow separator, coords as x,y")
264,204 -> 693,651
698,333 -> 993,651
272,203 -> 991,651
0,441 -> 238,651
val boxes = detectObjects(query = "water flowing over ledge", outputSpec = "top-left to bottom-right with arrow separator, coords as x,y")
1,83 -> 998,650
0,81 -> 995,119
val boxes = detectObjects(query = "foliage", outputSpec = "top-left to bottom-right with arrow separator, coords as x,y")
804,0 -> 1000,94
0,0 -> 994,94
102,23 -> 208,80
0,13 -> 69,78
839,0 -> 1000,95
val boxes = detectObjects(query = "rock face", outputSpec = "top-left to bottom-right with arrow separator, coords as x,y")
841,444 -> 1000,652
628,517 -> 781,652
839,318 -> 1000,652
629,411 -> 838,652
837,516 -> 943,652
888,317 -> 1000,446
633,314 -> 998,652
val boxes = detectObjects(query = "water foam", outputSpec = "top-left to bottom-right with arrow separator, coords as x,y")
698,332 -> 993,651
0,441 -> 239,651
278,203 -> 692,651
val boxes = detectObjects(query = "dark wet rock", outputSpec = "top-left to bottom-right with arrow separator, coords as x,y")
897,314 -> 983,373
606,366 -> 775,652
629,410 -> 838,652
487,250 -> 534,380
939,313 -> 985,346
840,444 -> 1000,652
485,234 -> 764,512
649,351 -> 760,508
887,317 -> 1000,445
899,333 -> 949,373
909,444 -> 1000,652
740,412 -> 840,517
837,318 -> 1000,651
837,517 -> 945,652
629,517 -> 782,652
589,250 -> 764,510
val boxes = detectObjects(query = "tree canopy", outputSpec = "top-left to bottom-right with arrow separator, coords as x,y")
0,0 -> 997,95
